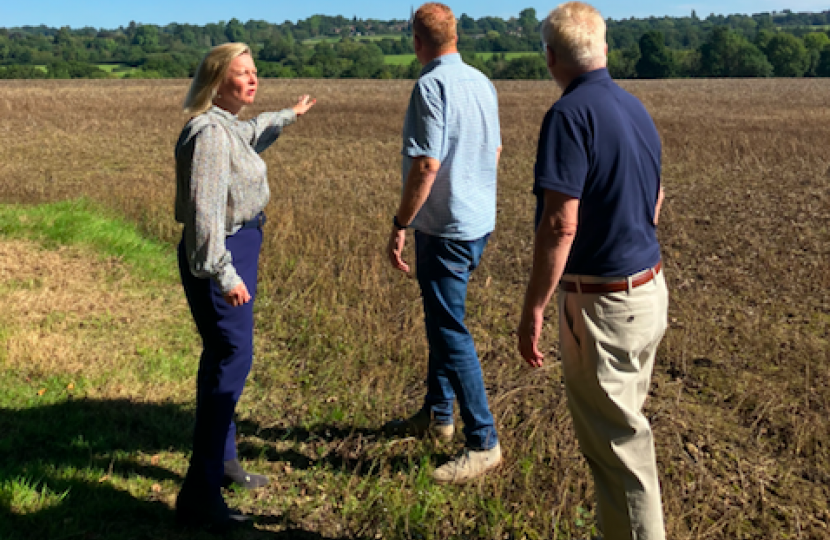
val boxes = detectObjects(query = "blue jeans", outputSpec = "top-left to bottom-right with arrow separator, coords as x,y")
415,231 -> 498,451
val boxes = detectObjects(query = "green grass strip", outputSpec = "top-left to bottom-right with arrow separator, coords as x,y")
0,198 -> 177,284
383,54 -> 417,65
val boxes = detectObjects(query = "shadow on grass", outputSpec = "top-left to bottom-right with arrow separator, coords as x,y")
236,422 -> 452,479
0,398 -> 365,539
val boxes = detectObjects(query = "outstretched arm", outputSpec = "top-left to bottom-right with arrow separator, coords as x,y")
248,95 -> 317,152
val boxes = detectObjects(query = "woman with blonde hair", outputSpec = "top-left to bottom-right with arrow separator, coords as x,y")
174,42 -> 315,530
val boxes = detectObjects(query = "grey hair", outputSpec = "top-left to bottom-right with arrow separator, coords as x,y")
540,2 -> 606,69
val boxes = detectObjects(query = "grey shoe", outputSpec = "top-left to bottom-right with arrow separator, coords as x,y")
432,443 -> 502,484
223,458 -> 269,490
383,409 -> 454,443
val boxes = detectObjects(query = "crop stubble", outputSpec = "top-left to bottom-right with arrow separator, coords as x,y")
0,77 -> 828,539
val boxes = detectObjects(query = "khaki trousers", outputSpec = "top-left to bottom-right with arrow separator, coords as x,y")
558,271 -> 668,540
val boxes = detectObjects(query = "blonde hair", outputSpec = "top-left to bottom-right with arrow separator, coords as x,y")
541,2 -> 606,69
413,3 -> 457,51
183,42 -> 252,116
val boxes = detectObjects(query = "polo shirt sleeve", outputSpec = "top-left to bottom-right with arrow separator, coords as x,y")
402,79 -> 444,160
534,108 -> 587,199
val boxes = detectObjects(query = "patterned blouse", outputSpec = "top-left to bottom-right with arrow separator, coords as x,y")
175,105 -> 296,293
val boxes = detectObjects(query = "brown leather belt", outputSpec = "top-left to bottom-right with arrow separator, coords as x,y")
560,261 -> 662,294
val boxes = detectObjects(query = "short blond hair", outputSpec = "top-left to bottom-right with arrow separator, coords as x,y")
413,3 -> 457,51
183,42 -> 252,116
541,2 -> 606,69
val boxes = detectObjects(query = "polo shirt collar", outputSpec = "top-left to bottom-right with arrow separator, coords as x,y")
421,52 -> 462,76
561,68 -> 611,97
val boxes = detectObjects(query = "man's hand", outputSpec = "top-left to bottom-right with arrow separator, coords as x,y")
387,227 -> 410,273
654,186 -> 664,226
223,282 -> 251,307
387,156 -> 438,275
518,309 -> 545,368
517,190 -> 578,369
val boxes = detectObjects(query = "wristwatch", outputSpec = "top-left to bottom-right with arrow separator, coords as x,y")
393,215 -> 408,230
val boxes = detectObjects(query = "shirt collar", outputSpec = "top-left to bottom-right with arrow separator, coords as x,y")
561,68 -> 611,97
420,52 -> 462,76
208,105 -> 238,120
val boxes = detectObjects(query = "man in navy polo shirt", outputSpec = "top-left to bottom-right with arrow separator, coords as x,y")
518,2 -> 668,539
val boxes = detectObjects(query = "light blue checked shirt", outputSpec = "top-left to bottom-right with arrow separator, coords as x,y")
401,53 -> 501,240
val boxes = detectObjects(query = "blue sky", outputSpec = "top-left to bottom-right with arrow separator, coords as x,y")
2,1 -> 828,29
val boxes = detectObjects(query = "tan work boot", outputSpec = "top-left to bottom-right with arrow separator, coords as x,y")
383,409 -> 454,443
432,443 -> 502,484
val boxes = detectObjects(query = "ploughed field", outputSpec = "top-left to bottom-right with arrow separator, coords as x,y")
0,77 -> 828,539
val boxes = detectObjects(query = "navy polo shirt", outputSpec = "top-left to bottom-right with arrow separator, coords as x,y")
534,68 -> 662,277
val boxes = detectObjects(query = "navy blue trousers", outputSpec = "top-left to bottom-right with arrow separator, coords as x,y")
177,226 -> 261,495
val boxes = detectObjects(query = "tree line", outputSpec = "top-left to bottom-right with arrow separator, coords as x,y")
2,8 -> 830,79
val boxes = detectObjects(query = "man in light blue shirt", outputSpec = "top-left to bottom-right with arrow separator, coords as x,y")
385,1 -> 502,484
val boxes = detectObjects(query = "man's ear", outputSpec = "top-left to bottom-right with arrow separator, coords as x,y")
545,46 -> 556,71
413,34 -> 422,53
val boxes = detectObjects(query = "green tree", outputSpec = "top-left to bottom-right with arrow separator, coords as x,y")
755,28 -> 775,51
803,31 -> 830,51
304,15 -> 323,37
0,36 -> 10,62
9,9 -> 830,81
47,61 -> 108,79
142,53 -> 190,77
763,33 -> 809,77
493,55 -> 547,79
396,36 -> 414,54
225,19 -> 247,43
802,32 -> 830,76
0,65 -> 48,79
518,8 -> 538,37
405,58 -> 422,78
608,44 -> 640,79
299,64 -> 323,77
815,46 -> 830,76
53,26 -> 84,62
132,25 -> 160,51
341,42 -> 384,78
459,14 -> 478,34
699,26 -> 772,77
259,37 -> 295,62
257,61 -> 297,78
54,27 -> 74,48
310,42 -> 343,77
636,31 -> 675,78
675,49 -> 701,77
